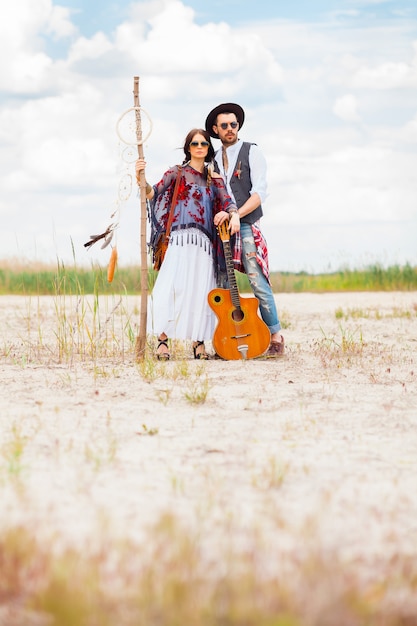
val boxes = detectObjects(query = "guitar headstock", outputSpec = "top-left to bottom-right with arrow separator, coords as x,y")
217,220 -> 230,242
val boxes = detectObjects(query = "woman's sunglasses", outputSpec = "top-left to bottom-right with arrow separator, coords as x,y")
190,141 -> 210,147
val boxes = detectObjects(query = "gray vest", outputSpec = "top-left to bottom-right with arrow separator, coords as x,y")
229,142 -> 263,224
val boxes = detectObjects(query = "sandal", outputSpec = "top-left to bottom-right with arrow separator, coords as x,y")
193,341 -> 209,360
156,338 -> 170,361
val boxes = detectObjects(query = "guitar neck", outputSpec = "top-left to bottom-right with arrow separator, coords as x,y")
223,239 -> 241,310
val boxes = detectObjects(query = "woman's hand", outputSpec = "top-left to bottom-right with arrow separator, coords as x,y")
135,158 -> 146,178
214,210 -> 228,227
135,159 -> 153,198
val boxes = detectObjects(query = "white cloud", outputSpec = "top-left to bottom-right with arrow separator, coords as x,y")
0,0 -> 75,92
404,113 -> 417,140
47,4 -> 77,38
115,0 -> 284,88
333,94 -> 361,122
335,40 -> 417,90
68,32 -> 114,63
2,84 -> 116,187
351,60 -> 417,89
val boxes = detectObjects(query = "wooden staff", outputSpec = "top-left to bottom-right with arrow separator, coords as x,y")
133,76 -> 148,361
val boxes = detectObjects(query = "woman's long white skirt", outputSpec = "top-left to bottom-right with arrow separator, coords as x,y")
147,228 -> 217,341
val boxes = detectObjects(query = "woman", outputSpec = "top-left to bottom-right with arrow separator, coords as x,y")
136,128 -> 240,360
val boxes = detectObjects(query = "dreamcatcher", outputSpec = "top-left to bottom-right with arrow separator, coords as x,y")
84,77 -> 152,359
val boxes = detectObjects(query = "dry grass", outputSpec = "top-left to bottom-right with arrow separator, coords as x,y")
1,517 -> 417,626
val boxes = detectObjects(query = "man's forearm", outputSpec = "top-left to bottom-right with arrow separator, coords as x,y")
237,192 -> 261,218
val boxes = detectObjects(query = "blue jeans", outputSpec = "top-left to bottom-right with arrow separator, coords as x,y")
219,222 -> 281,335
239,222 -> 281,334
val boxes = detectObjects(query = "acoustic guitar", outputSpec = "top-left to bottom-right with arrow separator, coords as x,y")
208,221 -> 271,360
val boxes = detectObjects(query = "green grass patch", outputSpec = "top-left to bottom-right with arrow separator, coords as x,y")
1,260 -> 417,295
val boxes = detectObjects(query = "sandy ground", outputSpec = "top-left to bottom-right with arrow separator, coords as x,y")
1,291 -> 417,618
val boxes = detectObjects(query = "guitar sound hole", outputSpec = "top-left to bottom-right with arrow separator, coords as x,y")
232,308 -> 244,322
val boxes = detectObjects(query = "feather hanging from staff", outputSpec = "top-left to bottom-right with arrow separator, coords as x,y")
83,223 -> 117,250
107,247 -> 118,283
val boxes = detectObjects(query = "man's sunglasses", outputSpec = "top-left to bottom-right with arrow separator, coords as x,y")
218,122 -> 238,130
190,141 -> 210,147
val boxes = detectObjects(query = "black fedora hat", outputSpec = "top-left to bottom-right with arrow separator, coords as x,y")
205,103 -> 245,138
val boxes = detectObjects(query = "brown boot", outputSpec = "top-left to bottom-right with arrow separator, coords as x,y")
265,336 -> 285,358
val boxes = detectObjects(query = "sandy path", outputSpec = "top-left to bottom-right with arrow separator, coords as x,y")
0,291 -> 416,620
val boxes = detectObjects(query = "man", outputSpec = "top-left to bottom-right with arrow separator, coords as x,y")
205,102 -> 284,357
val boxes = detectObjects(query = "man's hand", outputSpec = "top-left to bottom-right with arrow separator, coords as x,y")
214,211 -> 240,235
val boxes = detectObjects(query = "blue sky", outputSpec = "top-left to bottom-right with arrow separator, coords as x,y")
51,0 -> 417,31
1,0 -> 416,272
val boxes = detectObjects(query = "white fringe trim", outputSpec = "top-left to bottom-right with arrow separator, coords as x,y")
169,228 -> 212,256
